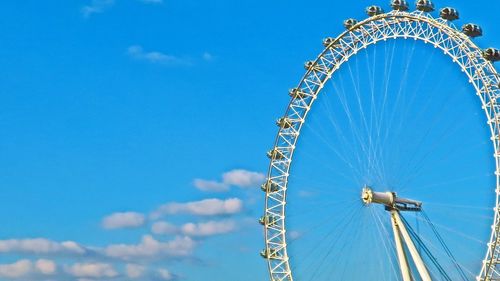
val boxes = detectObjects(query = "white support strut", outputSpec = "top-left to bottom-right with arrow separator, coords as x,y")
392,210 -> 432,281
390,210 -> 412,281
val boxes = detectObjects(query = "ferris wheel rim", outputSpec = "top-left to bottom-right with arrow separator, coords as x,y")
262,9 -> 500,281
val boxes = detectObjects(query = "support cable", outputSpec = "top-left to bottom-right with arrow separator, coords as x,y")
421,210 -> 469,281
400,214 -> 452,281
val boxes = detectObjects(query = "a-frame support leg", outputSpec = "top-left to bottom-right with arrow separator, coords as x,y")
391,210 -> 432,281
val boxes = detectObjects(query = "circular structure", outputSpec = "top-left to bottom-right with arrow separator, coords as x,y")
261,2 -> 500,281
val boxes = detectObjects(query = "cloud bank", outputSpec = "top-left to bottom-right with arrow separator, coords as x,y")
194,169 -> 265,192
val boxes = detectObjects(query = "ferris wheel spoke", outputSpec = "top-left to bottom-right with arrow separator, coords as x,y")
371,42 -> 419,186
426,202 -> 492,211
330,73 -> 372,172
286,199 -> 359,222
346,61 -> 386,184
371,207 -> 400,279
302,120 -> 364,183
418,234 -> 478,279
287,175 -> 360,196
404,140 -> 491,186
292,205 -> 362,278
405,212 -> 487,246
319,207 -> 372,280
375,39 -> 397,148
397,93 -> 476,188
380,40 -> 417,152
317,91 -> 367,178
404,173 -> 491,193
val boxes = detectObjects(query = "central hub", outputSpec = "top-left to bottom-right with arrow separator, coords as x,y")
361,186 -> 422,212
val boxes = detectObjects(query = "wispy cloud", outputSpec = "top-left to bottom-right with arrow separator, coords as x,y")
141,0 -> 163,3
0,258 -> 177,280
105,235 -> 196,260
126,263 -> 146,278
151,221 -> 178,235
82,0 -> 115,18
181,220 -> 237,237
157,268 -> 175,280
193,179 -> 229,192
66,262 -> 118,278
0,238 -> 86,255
202,52 -> 214,61
102,212 -> 146,230
223,169 -> 265,187
126,264 -> 176,280
0,233 -> 194,262
0,259 -> 56,279
152,220 -> 237,237
0,168 -> 253,280
194,169 -> 265,192
150,198 -> 243,219
82,0 -> 162,17
127,45 -> 190,65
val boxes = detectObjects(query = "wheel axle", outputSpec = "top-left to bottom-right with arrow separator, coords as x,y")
361,186 -> 422,212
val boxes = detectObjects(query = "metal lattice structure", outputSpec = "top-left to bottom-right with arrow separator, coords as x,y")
261,4 -> 500,281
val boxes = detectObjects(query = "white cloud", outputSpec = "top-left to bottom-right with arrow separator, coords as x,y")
181,220 -> 236,237
66,262 -> 118,278
0,260 -> 32,278
157,268 -> 174,280
82,0 -> 115,17
105,235 -> 195,260
298,190 -> 315,198
193,179 -> 229,192
35,259 -> 57,275
83,0 -> 162,17
102,212 -> 146,230
202,52 -> 214,61
151,198 -> 243,218
0,238 -> 86,255
194,169 -> 265,192
0,259 -> 56,278
128,45 -> 187,65
151,221 -> 178,235
153,220 -> 237,237
126,264 -> 146,278
289,231 -> 302,240
222,169 -> 265,187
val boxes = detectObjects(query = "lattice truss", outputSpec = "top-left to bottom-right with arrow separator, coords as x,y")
261,9 -> 500,281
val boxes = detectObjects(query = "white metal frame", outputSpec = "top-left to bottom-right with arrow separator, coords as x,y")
262,9 -> 500,281
391,210 -> 431,281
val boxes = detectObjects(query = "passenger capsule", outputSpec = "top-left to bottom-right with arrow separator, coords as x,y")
260,248 -> 279,259
416,0 -> 434,12
462,23 -> 483,38
259,215 -> 277,226
483,48 -> 500,62
304,61 -> 327,72
366,6 -> 384,16
391,0 -> 409,11
323,37 -> 336,47
261,180 -> 280,193
276,117 -> 293,129
343,18 -> 358,30
267,148 -> 285,160
440,7 -> 459,21
304,61 -> 315,70
289,88 -> 307,99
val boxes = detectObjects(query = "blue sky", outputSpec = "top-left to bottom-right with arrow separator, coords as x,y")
0,0 -> 499,280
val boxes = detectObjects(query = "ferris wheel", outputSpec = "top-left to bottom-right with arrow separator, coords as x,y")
260,0 -> 500,280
